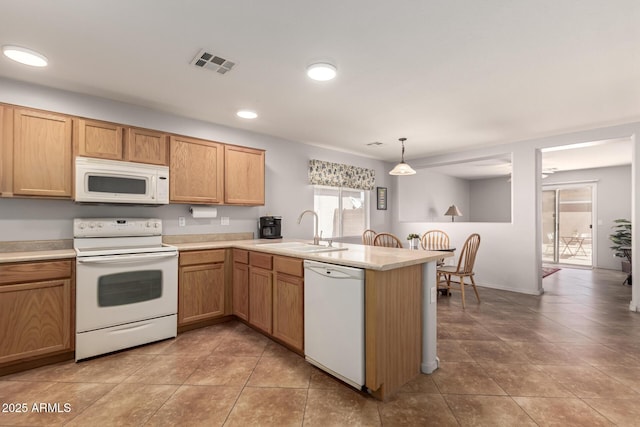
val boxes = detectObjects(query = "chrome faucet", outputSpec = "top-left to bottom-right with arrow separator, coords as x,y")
297,209 -> 320,245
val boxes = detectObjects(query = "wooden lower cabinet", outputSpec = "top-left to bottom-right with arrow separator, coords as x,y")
178,249 -> 227,327
237,252 -> 304,352
0,260 -> 74,367
272,272 -> 304,351
232,250 -> 249,321
248,266 -> 273,333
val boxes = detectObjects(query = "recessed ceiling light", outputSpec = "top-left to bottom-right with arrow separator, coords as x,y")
306,63 -> 337,81
2,45 -> 48,67
237,110 -> 258,119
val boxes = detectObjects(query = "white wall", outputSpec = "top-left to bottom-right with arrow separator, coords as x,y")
469,177 -> 512,222
542,165 -> 632,270
0,78 -> 392,242
391,125 -> 639,306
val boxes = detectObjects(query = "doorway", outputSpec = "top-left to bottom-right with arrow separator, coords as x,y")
542,184 -> 595,267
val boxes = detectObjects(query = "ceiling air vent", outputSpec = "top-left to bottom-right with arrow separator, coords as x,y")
367,142 -> 383,147
191,49 -> 235,75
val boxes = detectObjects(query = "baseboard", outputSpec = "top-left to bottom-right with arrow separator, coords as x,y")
0,351 -> 74,378
476,282 -> 543,296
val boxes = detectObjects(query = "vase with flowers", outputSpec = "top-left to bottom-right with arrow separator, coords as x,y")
407,233 -> 420,250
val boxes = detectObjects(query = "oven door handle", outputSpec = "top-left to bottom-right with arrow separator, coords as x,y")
77,252 -> 178,264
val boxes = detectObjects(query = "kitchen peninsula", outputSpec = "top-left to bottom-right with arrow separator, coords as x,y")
169,238 -> 452,400
0,238 -> 451,400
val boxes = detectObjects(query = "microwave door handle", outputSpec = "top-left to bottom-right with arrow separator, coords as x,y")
151,175 -> 156,200
77,252 -> 178,264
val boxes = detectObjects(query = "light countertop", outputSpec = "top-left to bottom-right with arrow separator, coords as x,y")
0,238 -> 452,271
0,249 -> 77,263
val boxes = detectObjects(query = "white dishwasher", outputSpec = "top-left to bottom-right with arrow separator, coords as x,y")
304,260 -> 365,390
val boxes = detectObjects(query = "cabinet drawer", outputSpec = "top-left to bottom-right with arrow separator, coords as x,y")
180,249 -> 225,266
233,249 -> 249,264
250,252 -> 272,270
0,260 -> 72,286
274,256 -> 303,277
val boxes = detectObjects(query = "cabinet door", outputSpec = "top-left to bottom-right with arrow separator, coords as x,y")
224,145 -> 265,205
75,118 -> 124,160
13,108 -> 72,197
273,272 -> 304,351
0,106 -> 11,196
170,136 -> 224,204
179,263 -> 225,326
232,262 -> 249,321
0,279 -> 72,364
124,127 -> 169,165
249,267 -> 272,333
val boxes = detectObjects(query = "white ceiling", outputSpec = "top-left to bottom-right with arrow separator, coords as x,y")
0,1 -> 639,163
420,137 -> 632,180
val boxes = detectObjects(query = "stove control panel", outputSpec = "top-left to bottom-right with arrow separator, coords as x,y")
74,218 -> 163,237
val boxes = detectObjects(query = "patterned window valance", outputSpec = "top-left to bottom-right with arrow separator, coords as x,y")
308,159 -> 375,190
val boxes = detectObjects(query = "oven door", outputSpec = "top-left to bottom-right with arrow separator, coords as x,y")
76,251 -> 178,332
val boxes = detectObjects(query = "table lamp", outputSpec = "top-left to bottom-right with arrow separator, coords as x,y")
445,205 -> 462,222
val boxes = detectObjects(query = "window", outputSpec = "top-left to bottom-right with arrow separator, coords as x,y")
313,185 -> 369,238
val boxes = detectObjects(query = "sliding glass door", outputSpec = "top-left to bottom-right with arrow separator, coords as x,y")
542,184 -> 594,267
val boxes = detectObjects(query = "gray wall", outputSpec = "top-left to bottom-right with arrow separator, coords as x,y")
542,165 -> 632,270
394,169 -> 511,223
0,78 -> 392,242
396,169 -> 470,223
469,177 -> 512,222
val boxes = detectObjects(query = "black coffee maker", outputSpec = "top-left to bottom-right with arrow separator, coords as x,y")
259,216 -> 282,239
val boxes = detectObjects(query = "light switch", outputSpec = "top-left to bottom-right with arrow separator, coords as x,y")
430,287 -> 437,304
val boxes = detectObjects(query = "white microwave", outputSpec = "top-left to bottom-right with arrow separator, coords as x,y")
75,156 -> 169,204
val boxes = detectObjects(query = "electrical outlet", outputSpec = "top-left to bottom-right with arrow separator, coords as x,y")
178,217 -> 186,227
221,217 -> 230,226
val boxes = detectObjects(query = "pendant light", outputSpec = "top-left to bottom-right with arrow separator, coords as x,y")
389,137 -> 416,175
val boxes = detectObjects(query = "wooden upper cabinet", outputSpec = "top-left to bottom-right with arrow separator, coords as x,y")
170,135 -> 224,204
124,127 -> 169,165
75,118 -> 124,160
10,108 -> 72,198
75,119 -> 169,165
224,145 -> 265,205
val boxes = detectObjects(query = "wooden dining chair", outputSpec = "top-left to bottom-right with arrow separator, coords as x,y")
362,229 -> 376,246
373,232 -> 403,248
437,233 -> 481,309
420,230 -> 450,251
421,230 -> 450,283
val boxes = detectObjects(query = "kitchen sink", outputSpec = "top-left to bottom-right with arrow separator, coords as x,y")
257,241 -> 348,253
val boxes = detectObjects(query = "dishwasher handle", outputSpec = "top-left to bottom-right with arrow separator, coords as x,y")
305,266 -> 356,279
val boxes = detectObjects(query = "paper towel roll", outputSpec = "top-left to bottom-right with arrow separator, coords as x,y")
189,206 -> 218,218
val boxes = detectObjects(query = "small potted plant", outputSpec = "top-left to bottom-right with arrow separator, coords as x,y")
407,233 -> 420,250
609,218 -> 631,274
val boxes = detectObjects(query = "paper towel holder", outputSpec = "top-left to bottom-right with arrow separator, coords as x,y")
189,206 -> 218,218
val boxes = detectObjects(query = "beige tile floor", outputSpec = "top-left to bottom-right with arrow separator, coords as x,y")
1,267 -> 637,426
